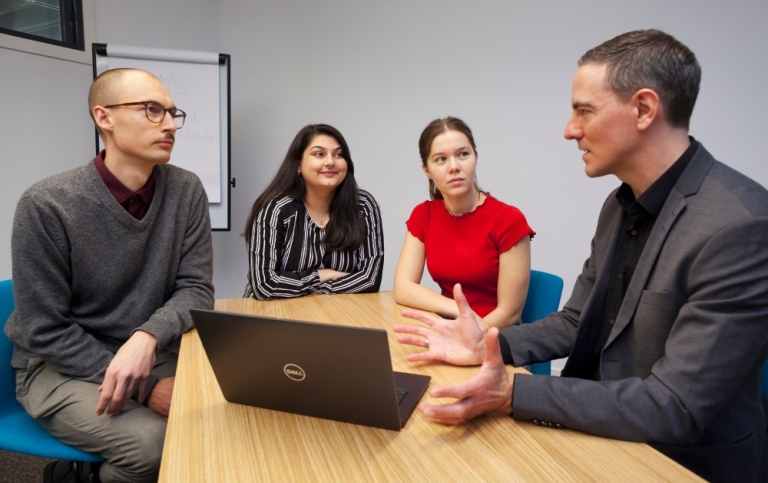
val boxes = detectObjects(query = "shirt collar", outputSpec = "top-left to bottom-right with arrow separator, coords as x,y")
93,150 -> 156,211
616,137 -> 697,217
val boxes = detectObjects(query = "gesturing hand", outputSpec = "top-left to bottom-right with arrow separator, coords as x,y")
418,327 -> 514,424
96,330 -> 157,416
393,284 -> 488,366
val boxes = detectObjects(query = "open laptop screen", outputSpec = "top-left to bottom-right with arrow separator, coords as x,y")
191,309 -> 430,431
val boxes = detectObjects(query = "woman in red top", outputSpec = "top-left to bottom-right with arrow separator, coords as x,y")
394,117 -> 535,328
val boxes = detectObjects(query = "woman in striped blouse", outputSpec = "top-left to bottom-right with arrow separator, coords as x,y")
243,124 -> 384,299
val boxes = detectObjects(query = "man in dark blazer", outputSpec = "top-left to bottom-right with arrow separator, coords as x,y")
394,29 -> 768,482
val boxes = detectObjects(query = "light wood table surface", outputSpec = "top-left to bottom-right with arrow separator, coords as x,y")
159,292 -> 702,482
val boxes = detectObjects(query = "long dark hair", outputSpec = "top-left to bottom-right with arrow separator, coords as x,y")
418,116 -> 481,200
243,124 -> 365,252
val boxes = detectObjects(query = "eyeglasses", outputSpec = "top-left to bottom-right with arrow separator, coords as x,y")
103,101 -> 186,129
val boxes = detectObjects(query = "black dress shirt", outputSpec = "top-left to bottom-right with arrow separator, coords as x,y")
585,140 -> 697,379
499,139 -> 698,376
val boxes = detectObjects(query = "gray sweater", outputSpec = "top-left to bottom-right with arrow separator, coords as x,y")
5,159 -> 214,384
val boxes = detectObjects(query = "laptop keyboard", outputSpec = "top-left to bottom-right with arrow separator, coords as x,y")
396,388 -> 409,404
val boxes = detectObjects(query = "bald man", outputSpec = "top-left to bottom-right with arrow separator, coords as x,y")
5,68 -> 214,483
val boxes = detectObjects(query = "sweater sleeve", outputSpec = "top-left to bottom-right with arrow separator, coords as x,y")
135,176 -> 215,349
7,170 -> 215,383
8,191 -> 116,382
319,190 -> 384,294
245,198 -> 322,300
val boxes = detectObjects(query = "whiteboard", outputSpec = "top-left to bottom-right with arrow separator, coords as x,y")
92,43 -> 232,231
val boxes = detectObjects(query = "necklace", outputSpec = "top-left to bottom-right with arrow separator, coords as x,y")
304,204 -> 329,228
445,190 -> 482,217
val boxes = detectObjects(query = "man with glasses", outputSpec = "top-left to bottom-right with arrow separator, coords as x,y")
5,68 -> 214,483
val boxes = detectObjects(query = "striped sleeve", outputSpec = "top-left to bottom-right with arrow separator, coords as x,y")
244,197 -> 322,299
318,190 -> 384,294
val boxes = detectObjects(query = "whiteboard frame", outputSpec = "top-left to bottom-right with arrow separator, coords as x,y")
91,43 -> 232,231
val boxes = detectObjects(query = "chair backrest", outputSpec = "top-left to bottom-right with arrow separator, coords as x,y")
1,279 -> 17,410
0,278 -> 103,461
520,270 -> 564,376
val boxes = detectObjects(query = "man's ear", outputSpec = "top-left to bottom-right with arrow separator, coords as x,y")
633,88 -> 660,131
422,164 -> 430,178
92,106 -> 115,134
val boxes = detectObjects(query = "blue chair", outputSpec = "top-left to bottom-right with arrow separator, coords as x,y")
519,270 -> 564,376
0,279 -> 103,464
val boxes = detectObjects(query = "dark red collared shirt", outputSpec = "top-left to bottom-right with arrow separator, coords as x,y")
94,150 -> 155,220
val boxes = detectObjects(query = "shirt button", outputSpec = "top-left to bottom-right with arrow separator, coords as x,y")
630,229 -> 638,236
609,318 -> 615,325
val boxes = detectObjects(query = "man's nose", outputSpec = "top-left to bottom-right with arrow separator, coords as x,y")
161,111 -> 178,132
564,116 -> 580,140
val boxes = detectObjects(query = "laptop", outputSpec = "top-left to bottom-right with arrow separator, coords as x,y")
190,309 -> 431,431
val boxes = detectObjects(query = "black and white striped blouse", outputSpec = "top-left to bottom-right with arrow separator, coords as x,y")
244,190 -> 384,299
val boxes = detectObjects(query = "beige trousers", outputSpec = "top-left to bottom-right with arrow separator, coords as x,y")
15,354 -> 176,483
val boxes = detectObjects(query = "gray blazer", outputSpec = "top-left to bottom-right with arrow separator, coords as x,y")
503,142 -> 768,482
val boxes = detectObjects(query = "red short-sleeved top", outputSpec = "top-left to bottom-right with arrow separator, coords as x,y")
406,195 -> 535,317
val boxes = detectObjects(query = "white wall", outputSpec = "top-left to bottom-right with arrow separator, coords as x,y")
2,2 -> 767,374
213,0 -> 768,304
0,48 -> 94,278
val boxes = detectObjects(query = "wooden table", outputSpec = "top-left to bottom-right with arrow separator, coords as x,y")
159,292 -> 702,482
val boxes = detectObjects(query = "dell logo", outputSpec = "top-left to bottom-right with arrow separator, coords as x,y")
283,364 -> 306,381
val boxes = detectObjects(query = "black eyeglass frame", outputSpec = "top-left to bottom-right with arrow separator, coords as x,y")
103,101 -> 187,128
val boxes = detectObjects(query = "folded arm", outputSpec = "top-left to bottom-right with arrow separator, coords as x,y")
317,191 -> 384,294
245,200 -> 324,299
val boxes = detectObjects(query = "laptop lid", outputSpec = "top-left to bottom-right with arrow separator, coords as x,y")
191,309 -> 430,431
